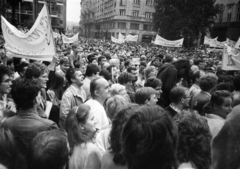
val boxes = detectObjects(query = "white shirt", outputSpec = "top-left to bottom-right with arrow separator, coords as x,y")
85,99 -> 110,130
205,114 -> 225,138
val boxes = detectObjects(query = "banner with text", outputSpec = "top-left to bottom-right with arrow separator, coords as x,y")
111,36 -> 125,44
222,42 -> 240,70
204,36 -> 225,48
1,4 -> 55,61
62,33 -> 79,44
154,35 -> 184,47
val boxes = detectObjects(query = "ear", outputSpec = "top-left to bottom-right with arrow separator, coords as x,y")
94,89 -> 100,97
144,99 -> 150,105
71,77 -> 76,83
181,98 -> 184,104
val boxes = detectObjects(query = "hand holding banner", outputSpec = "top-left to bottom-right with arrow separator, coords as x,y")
1,4 -> 55,61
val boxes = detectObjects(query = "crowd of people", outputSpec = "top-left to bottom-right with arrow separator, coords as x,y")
0,35 -> 240,169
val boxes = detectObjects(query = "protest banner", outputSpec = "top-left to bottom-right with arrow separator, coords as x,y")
62,33 -> 79,44
1,4 -> 55,61
118,33 -> 125,40
154,35 -> 183,47
204,36 -> 225,48
111,36 -> 125,44
222,43 -> 240,70
235,37 -> 240,49
125,34 -> 138,42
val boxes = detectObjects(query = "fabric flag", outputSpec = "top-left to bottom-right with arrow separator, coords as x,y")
235,37 -> 240,49
222,43 -> 240,70
118,33 -> 125,40
125,34 -> 138,42
1,4 -> 55,61
62,33 -> 79,44
154,35 -> 183,47
111,36 -> 124,44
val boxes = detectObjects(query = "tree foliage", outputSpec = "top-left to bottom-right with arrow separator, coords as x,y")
153,0 -> 220,41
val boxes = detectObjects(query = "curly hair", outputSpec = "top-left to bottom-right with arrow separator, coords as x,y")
122,105 -> 178,169
118,72 -> 134,85
0,65 -> 12,84
176,112 -> 212,169
109,104 -> 138,165
199,73 -> 218,92
25,62 -> 47,79
11,78 -> 40,110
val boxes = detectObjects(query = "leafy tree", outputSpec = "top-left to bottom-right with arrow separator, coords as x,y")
153,0 -> 219,45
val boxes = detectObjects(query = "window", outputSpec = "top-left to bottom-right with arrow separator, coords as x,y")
145,12 -> 152,18
146,0 -> 153,6
120,0 -> 126,6
219,5 -> 224,22
134,0 -> 140,5
132,10 -> 139,17
120,9 -> 126,16
143,24 -> 153,31
118,22 -> 126,29
237,5 -> 240,21
227,5 -> 233,22
130,23 -> 139,30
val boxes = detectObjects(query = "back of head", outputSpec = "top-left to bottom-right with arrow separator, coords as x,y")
90,77 -> 102,98
135,87 -> 157,105
85,64 -> 100,77
199,73 -> 218,92
144,77 -> 162,89
0,127 -> 16,169
105,95 -> 127,120
28,130 -> 69,169
0,65 -> 12,84
210,90 -> 232,109
11,78 -> 40,110
176,112 -> 211,169
118,72 -> 133,85
25,62 -> 47,79
122,105 -> 178,169
110,83 -> 126,96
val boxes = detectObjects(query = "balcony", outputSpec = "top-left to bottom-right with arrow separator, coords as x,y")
112,15 -> 153,22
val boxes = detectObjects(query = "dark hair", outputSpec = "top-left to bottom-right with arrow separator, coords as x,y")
65,104 -> 90,152
0,127 -> 17,169
191,71 -> 201,83
99,69 -> 112,81
85,64 -> 100,77
118,72 -> 134,85
98,56 -> 106,64
135,87 -> 157,105
25,62 -> 47,79
88,57 -> 97,64
144,77 -> 162,89
211,90 -> 232,108
172,59 -> 190,75
59,57 -> 69,65
233,75 -> 240,91
0,65 -> 12,84
11,78 -> 40,110
109,104 -> 138,165
73,60 -> 81,69
28,130 -> 69,169
124,60 -> 131,68
199,73 -> 218,92
65,68 -> 76,84
16,61 -> 29,76
176,113 -> 212,169
90,77 -> 102,98
122,105 -> 178,169
48,71 -> 64,100
215,82 -> 235,92
169,86 -> 187,104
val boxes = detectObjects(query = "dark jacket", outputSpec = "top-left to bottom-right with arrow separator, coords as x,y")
164,106 -> 178,118
2,110 -> 58,169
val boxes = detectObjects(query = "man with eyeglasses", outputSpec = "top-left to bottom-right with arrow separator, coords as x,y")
0,65 -> 16,121
165,86 -> 190,119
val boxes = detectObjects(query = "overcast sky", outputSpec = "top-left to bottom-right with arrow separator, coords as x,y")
67,0 -> 81,22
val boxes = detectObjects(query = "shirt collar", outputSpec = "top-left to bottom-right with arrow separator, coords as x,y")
170,104 -> 182,115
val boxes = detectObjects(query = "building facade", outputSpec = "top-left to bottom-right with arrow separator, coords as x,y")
0,0 -> 67,32
80,0 -> 156,42
212,0 -> 240,41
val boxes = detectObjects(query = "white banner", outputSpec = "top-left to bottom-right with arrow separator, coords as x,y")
62,33 -> 79,44
125,34 -> 138,42
154,35 -> 183,47
235,37 -> 240,49
118,33 -> 125,40
1,4 -> 55,61
222,43 -> 240,70
204,36 -> 225,48
111,36 -> 125,44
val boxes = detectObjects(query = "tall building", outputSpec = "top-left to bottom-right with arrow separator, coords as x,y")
0,0 -> 67,32
80,0 -> 156,42
212,0 -> 240,41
